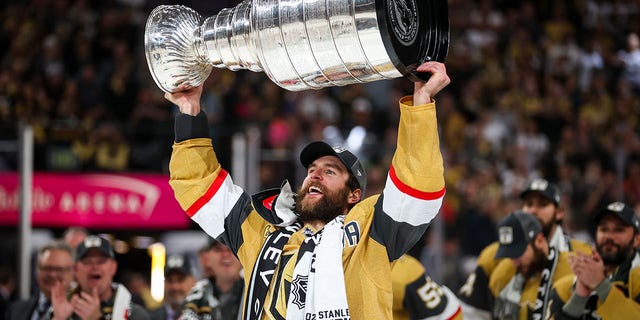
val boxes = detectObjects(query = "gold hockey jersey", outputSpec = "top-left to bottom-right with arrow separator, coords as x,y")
488,250 -> 575,320
169,96 -> 445,319
392,254 -> 462,320
547,252 -> 640,319
458,227 -> 592,316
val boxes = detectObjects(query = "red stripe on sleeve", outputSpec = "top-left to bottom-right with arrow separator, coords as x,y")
388,165 -> 445,200
186,170 -> 229,217
448,306 -> 462,320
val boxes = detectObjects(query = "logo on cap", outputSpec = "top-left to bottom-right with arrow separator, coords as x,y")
333,146 -> 347,153
529,179 -> 549,191
83,235 -> 102,249
166,255 -> 184,269
499,227 -> 513,245
523,178 -> 560,205
605,201 -> 640,230
607,201 -> 625,212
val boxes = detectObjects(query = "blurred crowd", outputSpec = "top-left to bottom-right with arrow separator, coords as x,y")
1,0 -> 640,292
1,230 -> 245,319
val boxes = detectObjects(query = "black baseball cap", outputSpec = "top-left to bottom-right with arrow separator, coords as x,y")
300,141 -> 367,196
165,253 -> 193,276
520,178 -> 561,206
76,235 -> 115,261
594,201 -> 640,232
495,211 -> 543,259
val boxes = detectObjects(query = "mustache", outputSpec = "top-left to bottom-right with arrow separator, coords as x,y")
601,240 -> 617,247
300,181 -> 326,194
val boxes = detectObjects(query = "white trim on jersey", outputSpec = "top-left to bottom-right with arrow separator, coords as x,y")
382,176 -> 443,226
191,174 -> 244,239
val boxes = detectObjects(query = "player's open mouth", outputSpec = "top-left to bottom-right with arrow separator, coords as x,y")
308,186 -> 323,195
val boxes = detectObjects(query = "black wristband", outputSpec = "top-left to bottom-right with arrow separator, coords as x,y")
174,111 -> 210,142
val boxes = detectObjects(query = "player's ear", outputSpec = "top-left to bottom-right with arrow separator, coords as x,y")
555,205 -> 565,224
348,189 -> 361,204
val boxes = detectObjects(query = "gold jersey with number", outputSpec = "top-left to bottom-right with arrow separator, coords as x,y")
392,254 -> 462,320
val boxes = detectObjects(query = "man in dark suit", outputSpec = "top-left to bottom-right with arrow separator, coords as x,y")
5,240 -> 75,320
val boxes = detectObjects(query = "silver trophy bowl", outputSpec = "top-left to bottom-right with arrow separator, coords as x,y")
145,0 -> 449,92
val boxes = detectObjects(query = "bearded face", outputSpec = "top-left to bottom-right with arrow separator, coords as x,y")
540,219 -> 554,239
518,244 -> 547,279
164,273 -> 194,308
595,215 -> 638,267
295,181 -> 350,223
521,194 -> 558,238
597,236 -> 635,266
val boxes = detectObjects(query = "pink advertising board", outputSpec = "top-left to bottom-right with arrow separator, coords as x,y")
0,172 -> 190,229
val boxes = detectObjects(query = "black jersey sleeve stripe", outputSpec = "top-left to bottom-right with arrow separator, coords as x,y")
217,191 -> 252,255
370,195 -> 430,261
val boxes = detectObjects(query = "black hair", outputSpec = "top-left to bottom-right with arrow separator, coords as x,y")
346,173 -> 363,209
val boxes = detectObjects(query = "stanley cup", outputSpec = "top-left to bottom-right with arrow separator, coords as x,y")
144,0 -> 449,93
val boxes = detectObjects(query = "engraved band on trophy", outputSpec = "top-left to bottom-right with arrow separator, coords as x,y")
144,0 -> 449,93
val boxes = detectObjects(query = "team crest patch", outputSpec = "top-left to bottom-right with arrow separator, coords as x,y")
499,226 -> 513,245
291,275 -> 308,309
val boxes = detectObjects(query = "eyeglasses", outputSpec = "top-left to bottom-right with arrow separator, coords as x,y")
38,265 -> 73,273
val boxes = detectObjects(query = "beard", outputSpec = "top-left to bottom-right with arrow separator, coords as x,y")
519,245 -> 547,278
166,290 -> 186,307
597,238 -> 635,266
295,182 -> 350,224
541,218 -> 554,239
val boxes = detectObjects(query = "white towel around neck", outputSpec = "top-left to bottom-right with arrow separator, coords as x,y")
286,216 -> 350,320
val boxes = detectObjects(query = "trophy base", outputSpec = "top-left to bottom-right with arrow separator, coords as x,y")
377,0 -> 449,82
